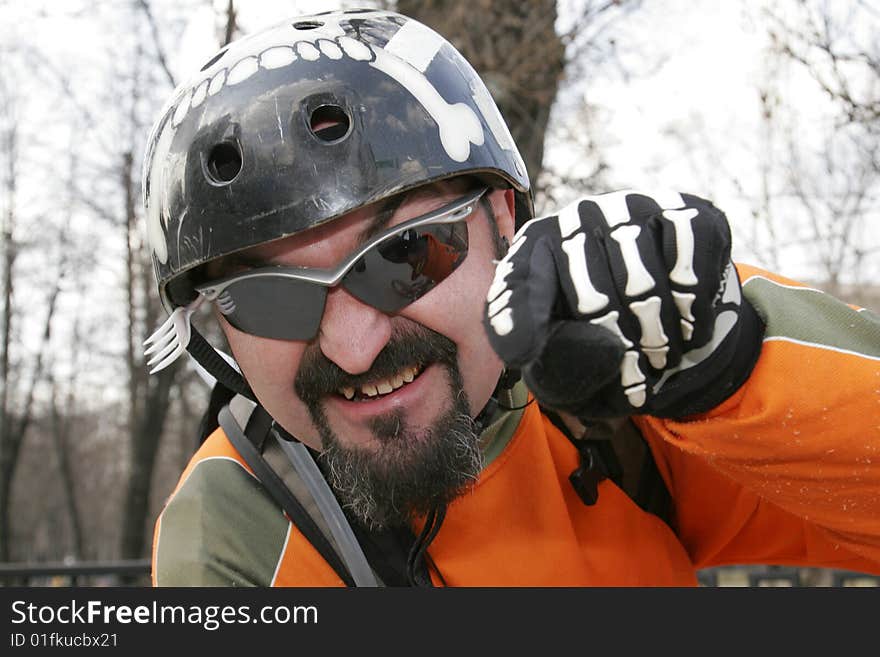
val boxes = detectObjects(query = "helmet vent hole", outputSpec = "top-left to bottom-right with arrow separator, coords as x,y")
206,142 -> 242,184
293,20 -> 323,30
309,105 -> 351,142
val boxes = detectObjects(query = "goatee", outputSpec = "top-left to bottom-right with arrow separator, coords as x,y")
294,322 -> 483,529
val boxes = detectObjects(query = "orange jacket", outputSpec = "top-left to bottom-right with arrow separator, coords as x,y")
152,264 -> 880,586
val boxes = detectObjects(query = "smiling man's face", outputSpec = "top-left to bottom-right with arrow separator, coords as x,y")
211,179 -> 516,527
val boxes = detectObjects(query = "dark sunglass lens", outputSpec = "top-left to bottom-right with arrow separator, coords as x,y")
343,221 -> 468,312
218,276 -> 327,340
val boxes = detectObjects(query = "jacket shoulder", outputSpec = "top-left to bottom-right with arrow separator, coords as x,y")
152,428 -> 290,586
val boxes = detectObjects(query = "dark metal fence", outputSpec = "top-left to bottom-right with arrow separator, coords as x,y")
1,561 -> 877,587
697,565 -> 880,587
0,560 -> 151,587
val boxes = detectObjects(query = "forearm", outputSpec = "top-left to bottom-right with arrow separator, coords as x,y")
642,264 -> 880,562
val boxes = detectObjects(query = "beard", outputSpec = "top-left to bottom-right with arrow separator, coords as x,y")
293,322 -> 483,529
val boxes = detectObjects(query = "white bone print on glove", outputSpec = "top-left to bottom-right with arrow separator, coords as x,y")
483,189 -> 759,418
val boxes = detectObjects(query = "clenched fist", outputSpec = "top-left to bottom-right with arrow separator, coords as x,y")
483,190 -> 764,419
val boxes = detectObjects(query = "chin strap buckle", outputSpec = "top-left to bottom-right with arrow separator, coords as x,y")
568,422 -> 624,506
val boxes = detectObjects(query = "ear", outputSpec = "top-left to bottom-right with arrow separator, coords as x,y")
489,188 -> 517,242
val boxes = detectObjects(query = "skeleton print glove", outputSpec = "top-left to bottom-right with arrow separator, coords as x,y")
483,190 -> 764,419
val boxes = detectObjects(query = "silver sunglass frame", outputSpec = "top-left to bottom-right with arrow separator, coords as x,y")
195,186 -> 489,301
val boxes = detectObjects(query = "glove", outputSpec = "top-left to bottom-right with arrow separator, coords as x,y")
483,190 -> 764,419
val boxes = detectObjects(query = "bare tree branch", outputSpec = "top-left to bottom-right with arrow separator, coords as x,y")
136,0 -> 177,88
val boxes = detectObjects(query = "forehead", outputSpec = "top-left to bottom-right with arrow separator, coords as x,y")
211,179 -> 474,270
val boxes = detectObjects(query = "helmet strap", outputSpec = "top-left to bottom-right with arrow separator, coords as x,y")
473,367 -> 522,434
186,328 -> 257,402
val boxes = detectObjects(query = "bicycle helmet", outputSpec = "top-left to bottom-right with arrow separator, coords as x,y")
143,8 -> 532,312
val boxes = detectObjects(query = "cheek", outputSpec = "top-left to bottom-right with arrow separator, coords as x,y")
402,225 -> 503,407
220,321 -> 321,442
223,324 -> 302,386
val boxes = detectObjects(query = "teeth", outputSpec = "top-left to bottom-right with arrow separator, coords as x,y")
337,365 -> 422,400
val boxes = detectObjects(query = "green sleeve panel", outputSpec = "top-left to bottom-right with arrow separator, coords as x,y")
742,275 -> 880,358
154,457 -> 290,586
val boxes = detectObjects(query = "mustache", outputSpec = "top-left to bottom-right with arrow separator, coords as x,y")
294,322 -> 459,403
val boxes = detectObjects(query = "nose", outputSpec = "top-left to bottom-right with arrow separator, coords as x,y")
318,286 -> 392,374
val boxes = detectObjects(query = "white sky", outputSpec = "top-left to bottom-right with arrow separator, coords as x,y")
4,0 -> 879,287
598,1 -> 769,181
1,0 -> 877,404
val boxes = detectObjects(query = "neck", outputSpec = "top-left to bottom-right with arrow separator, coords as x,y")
475,373 -> 529,469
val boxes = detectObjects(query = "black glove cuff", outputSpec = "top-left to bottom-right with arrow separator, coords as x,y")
651,298 -> 765,418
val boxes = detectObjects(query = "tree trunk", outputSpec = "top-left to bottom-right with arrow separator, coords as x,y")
120,363 -> 178,560
50,379 -> 84,560
119,136 -> 173,560
0,96 -> 18,562
0,261 -> 61,562
395,0 -> 565,186
222,0 -> 238,46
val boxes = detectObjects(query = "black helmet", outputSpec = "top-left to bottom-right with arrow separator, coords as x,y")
143,8 -> 532,310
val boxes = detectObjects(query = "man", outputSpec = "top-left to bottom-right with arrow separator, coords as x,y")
144,10 -> 880,586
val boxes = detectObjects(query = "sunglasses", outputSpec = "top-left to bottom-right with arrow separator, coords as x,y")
195,187 -> 488,341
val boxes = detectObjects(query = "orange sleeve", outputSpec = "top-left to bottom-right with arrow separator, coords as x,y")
637,263 -> 880,573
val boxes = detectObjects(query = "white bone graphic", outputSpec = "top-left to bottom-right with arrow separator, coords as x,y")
338,36 -> 372,61
487,290 -> 512,318
296,41 -> 320,60
383,18 -> 443,71
557,199 -> 582,239
671,291 -> 696,321
207,69 -> 225,96
620,350 -> 645,387
629,296 -> 666,346
172,90 -> 192,127
486,254 -> 516,336
641,346 -> 670,370
487,260 -> 514,303
610,225 -> 655,297
489,307 -> 514,336
227,56 -> 259,85
580,189 -> 687,229
145,120 -> 178,264
680,319 -> 695,341
586,190 -> 632,228
664,208 -> 699,286
625,384 -> 647,408
149,13 -> 495,264
318,39 -> 343,60
369,44 -> 483,162
590,311 -> 634,349
190,79 -> 210,108
561,232 -> 609,314
260,46 -> 297,69
630,296 -> 669,368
